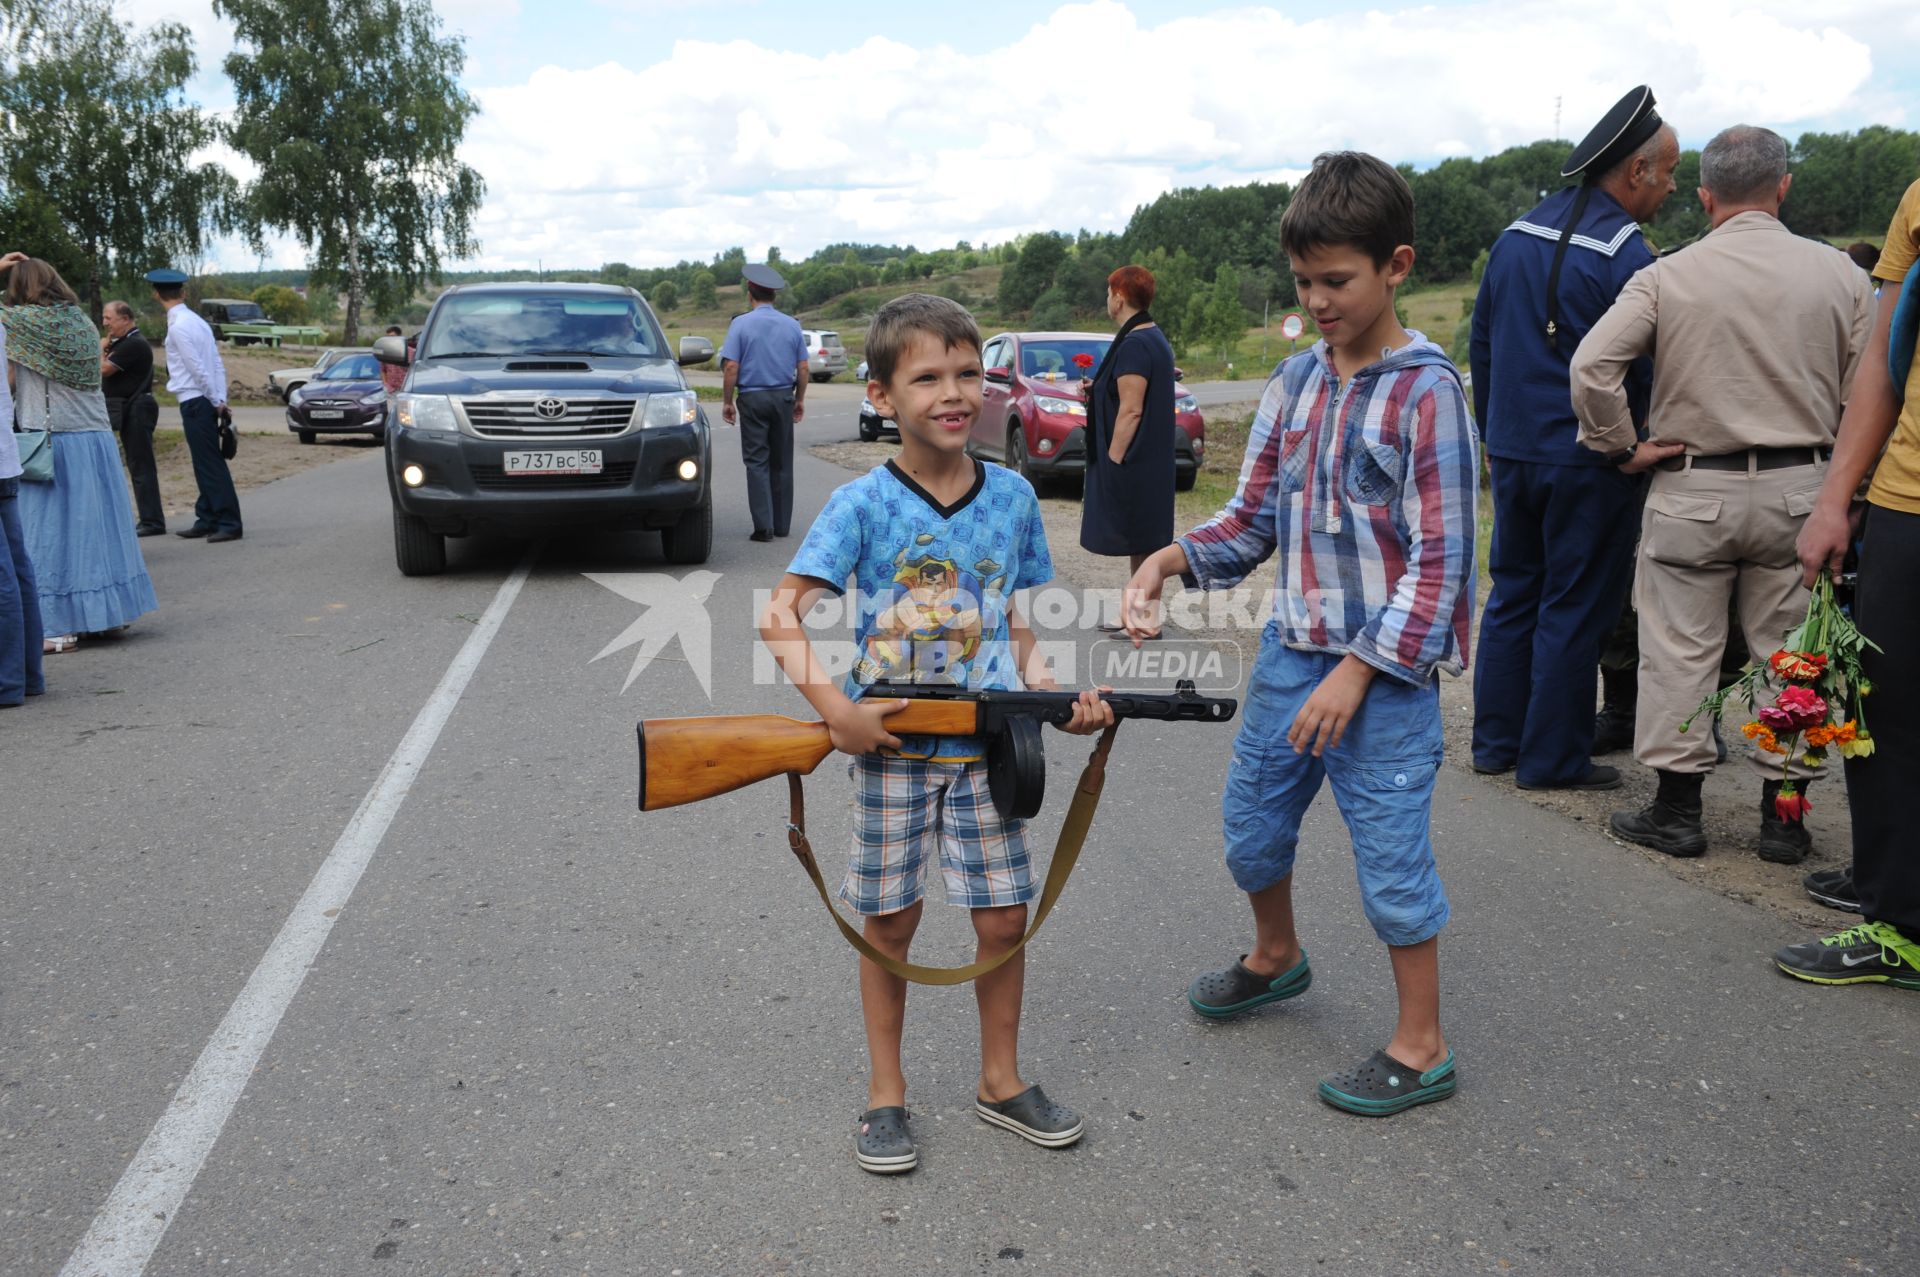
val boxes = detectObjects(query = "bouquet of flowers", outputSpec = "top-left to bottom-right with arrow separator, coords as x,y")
1680,572 -> 1879,821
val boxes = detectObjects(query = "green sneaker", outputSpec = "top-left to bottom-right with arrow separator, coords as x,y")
1774,922 -> 1920,989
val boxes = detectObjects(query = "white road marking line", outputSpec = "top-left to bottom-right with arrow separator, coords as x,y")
59,550 -> 539,1277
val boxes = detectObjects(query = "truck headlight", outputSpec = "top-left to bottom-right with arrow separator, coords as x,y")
395,394 -> 457,432
643,390 -> 698,429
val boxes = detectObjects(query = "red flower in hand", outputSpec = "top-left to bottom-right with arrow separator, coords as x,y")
1072,353 -> 1095,371
1774,786 -> 1812,823
1767,684 -> 1828,732
1768,649 -> 1828,683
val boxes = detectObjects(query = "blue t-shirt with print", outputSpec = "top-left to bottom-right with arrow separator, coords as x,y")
787,460 -> 1054,761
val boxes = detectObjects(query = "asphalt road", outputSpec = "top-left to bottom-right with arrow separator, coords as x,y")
6,388 -> 1916,1276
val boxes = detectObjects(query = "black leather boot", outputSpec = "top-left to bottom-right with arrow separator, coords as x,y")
1757,780 -> 1814,865
1610,769 -> 1707,857
1593,665 -> 1636,755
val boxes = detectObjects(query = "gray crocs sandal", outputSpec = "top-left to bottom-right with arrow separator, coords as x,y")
1188,951 -> 1312,1018
975,1084 -> 1084,1148
1318,1048 -> 1456,1116
854,1105 -> 917,1174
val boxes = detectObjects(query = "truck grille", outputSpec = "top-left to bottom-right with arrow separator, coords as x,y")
462,398 -> 636,438
469,461 -> 638,490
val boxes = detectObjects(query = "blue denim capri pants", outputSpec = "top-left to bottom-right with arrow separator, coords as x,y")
1222,624 -> 1451,947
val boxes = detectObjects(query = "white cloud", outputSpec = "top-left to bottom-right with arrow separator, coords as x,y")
152,0 -> 1893,270
452,0 -> 1884,269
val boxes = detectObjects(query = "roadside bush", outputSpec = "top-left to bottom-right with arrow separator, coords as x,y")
691,270 -> 716,309
1029,285 -> 1073,331
250,284 -> 308,324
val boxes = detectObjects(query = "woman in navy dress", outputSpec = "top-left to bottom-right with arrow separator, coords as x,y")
1081,265 -> 1177,634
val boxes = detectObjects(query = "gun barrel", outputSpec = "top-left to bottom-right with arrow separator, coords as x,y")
863,680 -> 1237,727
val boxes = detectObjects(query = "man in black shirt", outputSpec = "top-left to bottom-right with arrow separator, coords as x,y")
101,300 -> 165,535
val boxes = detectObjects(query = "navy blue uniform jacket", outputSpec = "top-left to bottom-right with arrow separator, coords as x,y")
1471,186 -> 1655,466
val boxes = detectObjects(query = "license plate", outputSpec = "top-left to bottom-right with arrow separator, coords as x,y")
504,449 -> 602,475
310,410 -> 345,420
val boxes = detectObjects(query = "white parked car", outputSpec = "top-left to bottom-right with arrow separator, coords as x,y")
800,329 -> 848,382
268,347 -> 352,400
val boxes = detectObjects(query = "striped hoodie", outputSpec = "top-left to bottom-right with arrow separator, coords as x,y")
1178,335 -> 1478,685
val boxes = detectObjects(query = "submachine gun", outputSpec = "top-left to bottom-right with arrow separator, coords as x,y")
636,681 -> 1237,983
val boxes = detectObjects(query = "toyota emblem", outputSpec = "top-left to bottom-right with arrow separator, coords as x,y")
534,397 -> 568,420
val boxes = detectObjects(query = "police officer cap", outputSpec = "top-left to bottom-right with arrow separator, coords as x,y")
143,267 -> 189,285
1562,86 -> 1664,181
742,262 -> 786,291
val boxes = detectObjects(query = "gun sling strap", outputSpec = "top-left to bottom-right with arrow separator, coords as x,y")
782,723 -> 1120,985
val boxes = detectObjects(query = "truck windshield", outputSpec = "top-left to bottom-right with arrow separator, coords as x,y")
225,303 -> 266,322
421,294 -> 664,359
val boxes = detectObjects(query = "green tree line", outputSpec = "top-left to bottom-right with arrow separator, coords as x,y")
990,127 -> 1917,355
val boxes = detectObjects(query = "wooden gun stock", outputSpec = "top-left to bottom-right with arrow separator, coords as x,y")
638,700 -> 982,811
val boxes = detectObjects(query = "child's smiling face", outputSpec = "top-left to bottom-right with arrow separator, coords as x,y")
870,330 -> 983,456
1288,241 -> 1412,355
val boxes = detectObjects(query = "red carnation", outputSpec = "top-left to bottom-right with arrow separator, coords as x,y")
1774,786 -> 1812,823
1771,685 -> 1828,732
1072,353 -> 1095,371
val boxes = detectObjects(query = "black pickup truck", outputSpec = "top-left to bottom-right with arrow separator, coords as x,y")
376,282 -> 715,575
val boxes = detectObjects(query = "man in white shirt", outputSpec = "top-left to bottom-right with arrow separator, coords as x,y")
147,268 -> 243,541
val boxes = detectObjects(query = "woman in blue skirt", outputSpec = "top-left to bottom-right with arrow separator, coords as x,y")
2,255 -> 158,653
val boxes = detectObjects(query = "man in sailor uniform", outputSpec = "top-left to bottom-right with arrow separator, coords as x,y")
1469,87 -> 1680,790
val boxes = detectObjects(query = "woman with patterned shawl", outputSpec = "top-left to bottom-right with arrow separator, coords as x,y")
1,254 -> 157,651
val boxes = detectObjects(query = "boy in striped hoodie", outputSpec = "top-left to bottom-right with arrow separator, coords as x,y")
1123,152 -> 1479,1115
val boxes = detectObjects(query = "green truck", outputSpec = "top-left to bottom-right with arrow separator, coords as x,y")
197,298 -> 325,348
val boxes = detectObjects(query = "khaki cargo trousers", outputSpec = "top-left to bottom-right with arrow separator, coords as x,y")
1632,455 -> 1827,778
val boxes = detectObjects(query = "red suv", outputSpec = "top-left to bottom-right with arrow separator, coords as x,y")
969,331 -> 1204,492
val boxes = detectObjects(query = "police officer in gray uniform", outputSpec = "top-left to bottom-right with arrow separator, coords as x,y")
720,263 -> 809,541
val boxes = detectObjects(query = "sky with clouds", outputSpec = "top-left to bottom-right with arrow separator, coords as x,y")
120,0 -> 1920,273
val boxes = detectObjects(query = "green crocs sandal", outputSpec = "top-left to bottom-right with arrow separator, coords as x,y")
1318,1048 -> 1456,1116
1187,952 -> 1312,1019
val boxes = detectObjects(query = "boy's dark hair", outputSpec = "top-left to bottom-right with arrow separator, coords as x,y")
865,293 -> 982,386
1279,151 -> 1416,268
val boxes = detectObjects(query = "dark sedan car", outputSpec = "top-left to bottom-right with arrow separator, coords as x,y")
287,351 -> 389,443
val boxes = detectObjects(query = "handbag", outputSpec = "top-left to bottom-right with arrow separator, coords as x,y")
18,380 -> 56,481
15,427 -> 53,482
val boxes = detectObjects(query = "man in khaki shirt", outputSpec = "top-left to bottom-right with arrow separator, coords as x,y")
1571,124 -> 1873,866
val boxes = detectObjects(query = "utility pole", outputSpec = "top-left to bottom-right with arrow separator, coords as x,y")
1554,96 -> 1562,140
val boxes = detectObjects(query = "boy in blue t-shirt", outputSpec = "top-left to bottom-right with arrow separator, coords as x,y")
758,293 -> 1112,1174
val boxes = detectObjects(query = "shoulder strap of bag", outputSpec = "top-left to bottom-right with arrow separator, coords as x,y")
782,723 -> 1119,985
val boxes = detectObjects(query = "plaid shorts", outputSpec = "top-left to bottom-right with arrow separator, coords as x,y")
842,754 -> 1035,916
